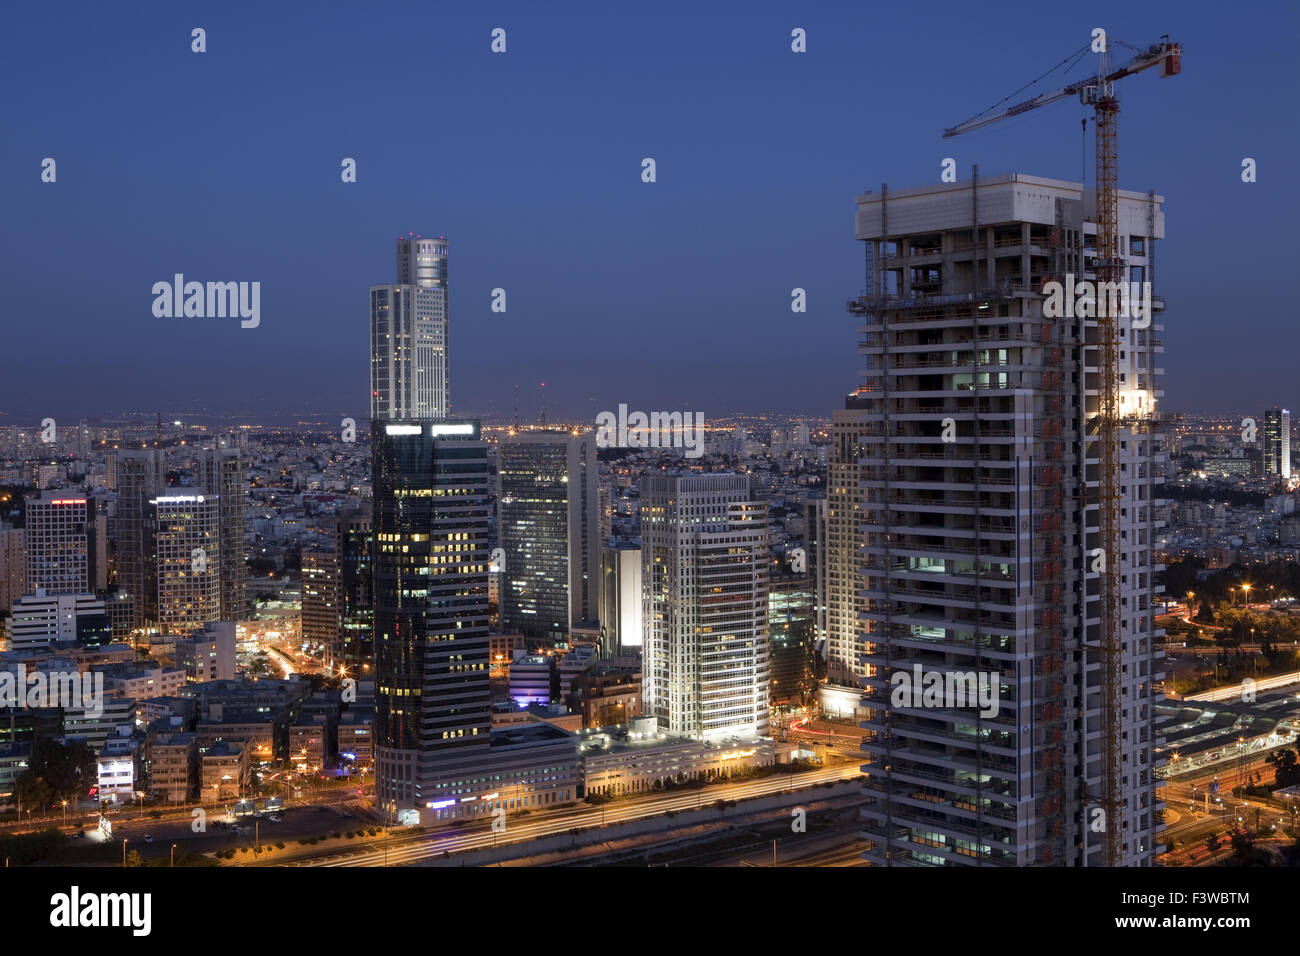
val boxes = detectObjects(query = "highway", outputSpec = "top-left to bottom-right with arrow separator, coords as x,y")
242,763 -> 863,867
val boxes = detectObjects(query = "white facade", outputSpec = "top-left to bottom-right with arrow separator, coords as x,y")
5,591 -> 105,651
371,236 -> 450,422
641,473 -> 770,741
598,542 -> 643,651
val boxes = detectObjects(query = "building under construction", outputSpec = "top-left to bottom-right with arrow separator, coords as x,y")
847,173 -> 1167,865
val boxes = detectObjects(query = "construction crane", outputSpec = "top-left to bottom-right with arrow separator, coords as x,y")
943,35 -> 1181,867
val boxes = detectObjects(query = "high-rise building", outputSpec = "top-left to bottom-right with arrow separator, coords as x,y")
0,521 -> 27,612
370,236 -> 450,423
498,431 -> 600,643
153,491 -> 221,635
769,577 -> 816,707
1263,407 -> 1291,479
197,447 -> 247,621
301,545 -> 340,663
25,491 -> 101,596
802,494 -> 827,646
849,174 -> 1166,866
337,503 -> 374,674
641,473 -> 770,741
598,540 -> 642,656
372,420 -> 492,809
111,449 -> 165,629
820,398 -> 873,717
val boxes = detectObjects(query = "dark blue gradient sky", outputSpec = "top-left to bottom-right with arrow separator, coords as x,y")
2,1 -> 1296,423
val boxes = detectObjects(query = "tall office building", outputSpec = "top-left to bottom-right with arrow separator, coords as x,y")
370,236 -> 450,422
769,577 -> 816,707
598,540 -> 642,655
153,491 -> 221,635
372,420 -> 492,809
821,399 -> 874,717
0,521 -> 27,612
25,491 -> 101,596
337,503 -> 374,674
112,449 -> 165,629
849,174 -> 1166,866
498,431 -> 600,643
197,447 -> 247,621
802,494 -> 827,646
641,473 -> 770,741
301,545 -> 340,663
1263,407 -> 1291,479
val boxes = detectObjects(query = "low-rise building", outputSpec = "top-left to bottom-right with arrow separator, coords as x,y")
200,739 -> 250,802
148,732 -> 197,804
97,736 -> 142,804
337,713 -> 372,766
579,717 -> 775,797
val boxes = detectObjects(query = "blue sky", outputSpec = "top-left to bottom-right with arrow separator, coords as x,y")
2,0 -> 1296,423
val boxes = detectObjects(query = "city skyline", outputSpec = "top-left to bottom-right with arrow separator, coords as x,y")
5,0 -> 1300,899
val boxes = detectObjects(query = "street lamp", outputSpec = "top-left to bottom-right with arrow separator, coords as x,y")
121,838 -> 128,868
171,843 -> 177,867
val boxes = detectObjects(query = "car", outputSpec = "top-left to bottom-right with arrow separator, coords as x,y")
268,814 -> 282,823
143,834 -> 153,844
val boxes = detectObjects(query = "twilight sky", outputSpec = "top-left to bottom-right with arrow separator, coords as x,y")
2,0 -> 1297,424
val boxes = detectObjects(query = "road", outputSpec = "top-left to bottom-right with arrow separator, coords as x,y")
244,764 -> 863,867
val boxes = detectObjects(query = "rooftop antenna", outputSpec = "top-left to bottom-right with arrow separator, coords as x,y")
155,412 -> 162,449
539,382 -> 547,428
512,385 -> 520,432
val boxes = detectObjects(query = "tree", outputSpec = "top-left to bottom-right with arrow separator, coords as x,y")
1206,831 -> 1222,863
1266,748 -> 1300,788
28,738 -> 97,807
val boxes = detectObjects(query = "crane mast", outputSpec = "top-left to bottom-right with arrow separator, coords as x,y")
944,35 -> 1180,867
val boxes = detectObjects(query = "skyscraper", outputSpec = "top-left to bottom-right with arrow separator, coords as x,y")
111,449 -> 165,629
372,420 -> 492,809
301,545 -> 340,663
820,397 -> 873,718
153,491 -> 220,635
849,174 -> 1166,866
1263,407 -> 1290,479
0,521 -> 27,612
25,491 -> 100,596
498,431 -> 600,643
197,447 -> 247,621
337,503 -> 374,674
370,236 -> 450,422
641,472 -> 770,741
598,540 -> 642,655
